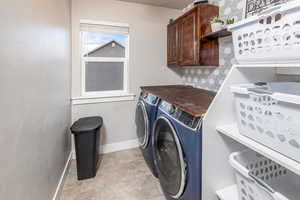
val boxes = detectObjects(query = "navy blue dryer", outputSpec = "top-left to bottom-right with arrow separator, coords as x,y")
135,91 -> 160,177
153,100 -> 203,200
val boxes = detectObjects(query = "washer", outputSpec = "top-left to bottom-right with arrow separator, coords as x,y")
135,91 -> 160,177
153,100 -> 204,200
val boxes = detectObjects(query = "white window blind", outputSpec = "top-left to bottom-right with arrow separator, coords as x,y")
80,23 -> 129,34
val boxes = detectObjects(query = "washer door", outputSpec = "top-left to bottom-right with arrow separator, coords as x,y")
135,101 -> 149,149
154,116 -> 186,199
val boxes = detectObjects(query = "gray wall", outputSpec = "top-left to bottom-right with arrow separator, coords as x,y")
0,0 -> 71,199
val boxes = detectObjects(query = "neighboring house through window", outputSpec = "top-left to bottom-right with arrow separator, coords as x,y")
80,21 -> 129,97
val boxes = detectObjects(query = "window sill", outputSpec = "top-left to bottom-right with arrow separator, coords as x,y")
72,93 -> 136,105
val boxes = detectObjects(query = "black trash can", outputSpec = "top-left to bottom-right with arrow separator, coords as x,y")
70,116 -> 103,180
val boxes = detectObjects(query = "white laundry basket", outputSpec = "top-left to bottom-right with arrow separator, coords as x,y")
231,82 -> 300,162
230,150 -> 300,200
228,1 -> 300,64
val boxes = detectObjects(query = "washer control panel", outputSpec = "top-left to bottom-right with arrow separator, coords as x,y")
159,101 -> 201,130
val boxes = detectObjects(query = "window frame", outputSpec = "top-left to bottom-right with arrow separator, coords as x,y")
80,20 -> 130,98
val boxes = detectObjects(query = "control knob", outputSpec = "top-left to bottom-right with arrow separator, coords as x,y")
169,105 -> 176,115
143,92 -> 148,99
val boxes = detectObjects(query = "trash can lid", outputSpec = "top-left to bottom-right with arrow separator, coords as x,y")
71,116 -> 103,134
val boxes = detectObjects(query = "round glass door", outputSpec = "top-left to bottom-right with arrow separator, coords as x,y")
135,101 -> 149,149
154,117 -> 186,199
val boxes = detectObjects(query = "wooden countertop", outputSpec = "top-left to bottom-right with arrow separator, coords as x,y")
141,85 -> 216,118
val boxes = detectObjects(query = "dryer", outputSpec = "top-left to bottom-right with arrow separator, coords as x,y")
135,91 -> 160,177
153,100 -> 203,200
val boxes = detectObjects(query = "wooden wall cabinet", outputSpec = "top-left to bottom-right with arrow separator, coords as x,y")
167,4 -> 219,67
167,23 -> 179,66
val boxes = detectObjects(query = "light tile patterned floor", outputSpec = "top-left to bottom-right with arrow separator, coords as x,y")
60,148 -> 165,200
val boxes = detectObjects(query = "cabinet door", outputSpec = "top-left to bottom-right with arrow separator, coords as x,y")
179,9 -> 198,66
167,23 -> 178,66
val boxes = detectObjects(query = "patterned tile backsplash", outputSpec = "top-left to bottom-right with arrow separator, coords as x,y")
180,0 -> 245,92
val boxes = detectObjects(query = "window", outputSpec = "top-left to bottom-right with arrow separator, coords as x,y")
80,21 -> 129,97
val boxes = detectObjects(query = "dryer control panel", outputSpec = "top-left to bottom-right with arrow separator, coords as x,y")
159,101 -> 201,130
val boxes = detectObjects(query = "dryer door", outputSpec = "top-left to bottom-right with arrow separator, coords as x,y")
135,101 -> 149,149
153,116 -> 186,199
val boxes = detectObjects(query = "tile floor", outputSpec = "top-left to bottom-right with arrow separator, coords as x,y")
60,148 -> 165,200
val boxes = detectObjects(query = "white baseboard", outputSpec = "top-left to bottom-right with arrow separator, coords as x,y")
72,139 -> 139,159
101,138 -> 139,154
52,152 -> 72,200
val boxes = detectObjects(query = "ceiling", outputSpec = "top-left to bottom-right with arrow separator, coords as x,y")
118,0 -> 194,9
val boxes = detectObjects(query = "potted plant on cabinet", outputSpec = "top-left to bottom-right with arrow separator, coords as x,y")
210,16 -> 224,32
225,17 -> 235,27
